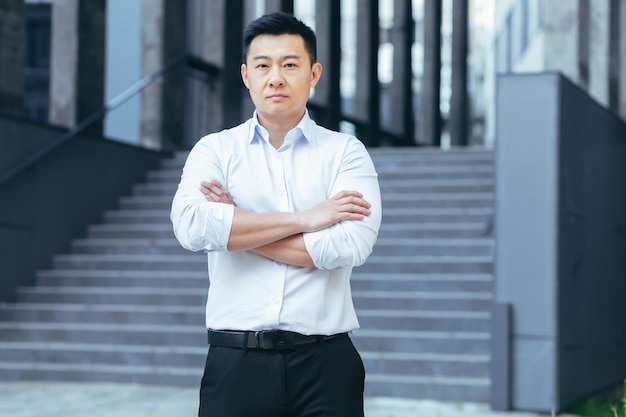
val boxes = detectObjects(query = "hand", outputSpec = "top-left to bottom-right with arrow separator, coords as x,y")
200,180 -> 235,205
299,190 -> 371,232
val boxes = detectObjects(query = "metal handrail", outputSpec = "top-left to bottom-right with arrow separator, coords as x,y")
0,52 -> 219,185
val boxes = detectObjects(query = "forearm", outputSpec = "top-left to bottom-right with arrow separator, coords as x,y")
226,208 -> 305,252
250,234 -> 315,268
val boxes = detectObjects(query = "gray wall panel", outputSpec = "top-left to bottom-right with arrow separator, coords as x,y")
494,72 -> 626,412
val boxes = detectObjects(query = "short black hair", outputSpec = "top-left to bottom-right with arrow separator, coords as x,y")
242,11 -> 317,65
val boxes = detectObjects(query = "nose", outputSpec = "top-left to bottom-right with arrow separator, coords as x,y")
268,66 -> 284,87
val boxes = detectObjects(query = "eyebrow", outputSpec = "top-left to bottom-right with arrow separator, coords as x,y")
252,54 -> 301,61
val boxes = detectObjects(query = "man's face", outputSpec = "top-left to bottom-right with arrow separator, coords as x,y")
241,34 -> 322,127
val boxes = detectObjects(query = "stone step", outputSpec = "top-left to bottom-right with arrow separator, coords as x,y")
358,255 -> 493,274
83,222 -> 492,239
100,207 -> 494,225
71,238 -> 189,255
70,237 -> 494,256
14,286 -> 490,311
360,350 -> 489,377
0,321 -> 489,355
0,342 -> 206,368
351,273 -> 493,292
131,178 -> 494,196
0,355 -> 489,402
352,290 -> 492,311
0,322 -> 206,346
0,303 -> 205,326
167,147 -> 494,166
0,303 -> 489,332
373,238 -> 493,256
364,373 -> 489,402
48,253 -> 492,274
35,269 -> 208,288
14,286 -> 207,306
146,165 -> 495,183
0,361 -> 201,387
35,270 -> 492,292
51,254 -> 207,271
352,329 -> 490,354
357,309 -> 490,332
0,341 -> 488,378
117,193 -> 494,211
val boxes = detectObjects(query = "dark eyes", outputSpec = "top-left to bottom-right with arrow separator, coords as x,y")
255,63 -> 297,69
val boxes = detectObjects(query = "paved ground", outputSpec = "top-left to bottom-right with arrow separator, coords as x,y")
0,381 -> 576,417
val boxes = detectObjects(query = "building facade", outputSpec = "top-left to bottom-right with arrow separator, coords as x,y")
3,0 -> 497,151
488,0 -> 626,143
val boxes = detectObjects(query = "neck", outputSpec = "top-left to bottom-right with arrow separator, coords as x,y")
257,111 -> 305,149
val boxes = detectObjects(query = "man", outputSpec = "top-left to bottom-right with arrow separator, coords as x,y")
171,11 -> 381,417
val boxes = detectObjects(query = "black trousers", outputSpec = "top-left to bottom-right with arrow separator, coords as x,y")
198,335 -> 365,417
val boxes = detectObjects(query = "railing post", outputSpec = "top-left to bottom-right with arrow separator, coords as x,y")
491,302 -> 512,410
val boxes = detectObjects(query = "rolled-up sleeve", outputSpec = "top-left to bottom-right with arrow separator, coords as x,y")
170,135 -> 234,252
303,139 -> 382,270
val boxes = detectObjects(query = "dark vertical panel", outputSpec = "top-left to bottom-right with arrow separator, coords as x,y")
326,0 -> 342,131
281,0 -> 294,14
490,303 -> 512,410
421,0 -> 441,146
367,0 -> 380,147
76,0 -> 106,136
161,0 -> 187,149
578,0 -> 590,89
401,0 -> 414,146
223,0 -> 244,129
608,0 -> 620,112
450,0 -> 468,146
0,0 -> 25,116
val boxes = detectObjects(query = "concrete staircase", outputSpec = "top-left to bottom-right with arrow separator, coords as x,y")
0,147 -> 494,402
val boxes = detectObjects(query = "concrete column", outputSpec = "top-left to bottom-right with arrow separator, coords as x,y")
311,2 -> 330,106
222,0 -> 244,128
587,0 -> 610,106
0,0 -> 24,116
308,0 -> 340,131
186,0 -> 222,143
353,0 -> 371,120
386,0 -> 413,145
608,0 -> 620,113
141,0 -> 164,149
542,0 -> 580,85
140,0 -> 187,150
618,0 -> 626,119
421,0 -> 442,146
264,0 -> 293,14
449,0 -> 469,147
49,0 -> 105,135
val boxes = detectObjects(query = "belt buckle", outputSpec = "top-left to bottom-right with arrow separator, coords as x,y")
256,330 -> 293,349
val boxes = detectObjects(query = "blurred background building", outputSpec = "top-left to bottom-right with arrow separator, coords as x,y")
9,0 -> 497,150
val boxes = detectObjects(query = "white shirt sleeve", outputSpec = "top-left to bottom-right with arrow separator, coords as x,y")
303,138 -> 382,270
170,134 -> 235,252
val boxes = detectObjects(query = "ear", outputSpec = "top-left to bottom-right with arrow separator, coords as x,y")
310,62 -> 322,88
241,64 -> 249,89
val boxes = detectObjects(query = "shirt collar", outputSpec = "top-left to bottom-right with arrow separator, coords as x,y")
247,110 -> 314,144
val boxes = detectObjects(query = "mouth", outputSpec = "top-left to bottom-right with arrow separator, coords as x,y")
268,94 -> 287,100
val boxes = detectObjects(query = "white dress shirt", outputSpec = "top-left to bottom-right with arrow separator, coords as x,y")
170,111 -> 381,335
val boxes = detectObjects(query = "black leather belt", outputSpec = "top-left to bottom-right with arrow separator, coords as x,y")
208,329 -> 348,350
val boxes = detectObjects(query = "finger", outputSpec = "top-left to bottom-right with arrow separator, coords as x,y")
338,196 -> 371,209
343,203 -> 371,216
333,190 -> 363,200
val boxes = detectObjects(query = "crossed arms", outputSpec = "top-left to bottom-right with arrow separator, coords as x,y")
200,180 -> 372,267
